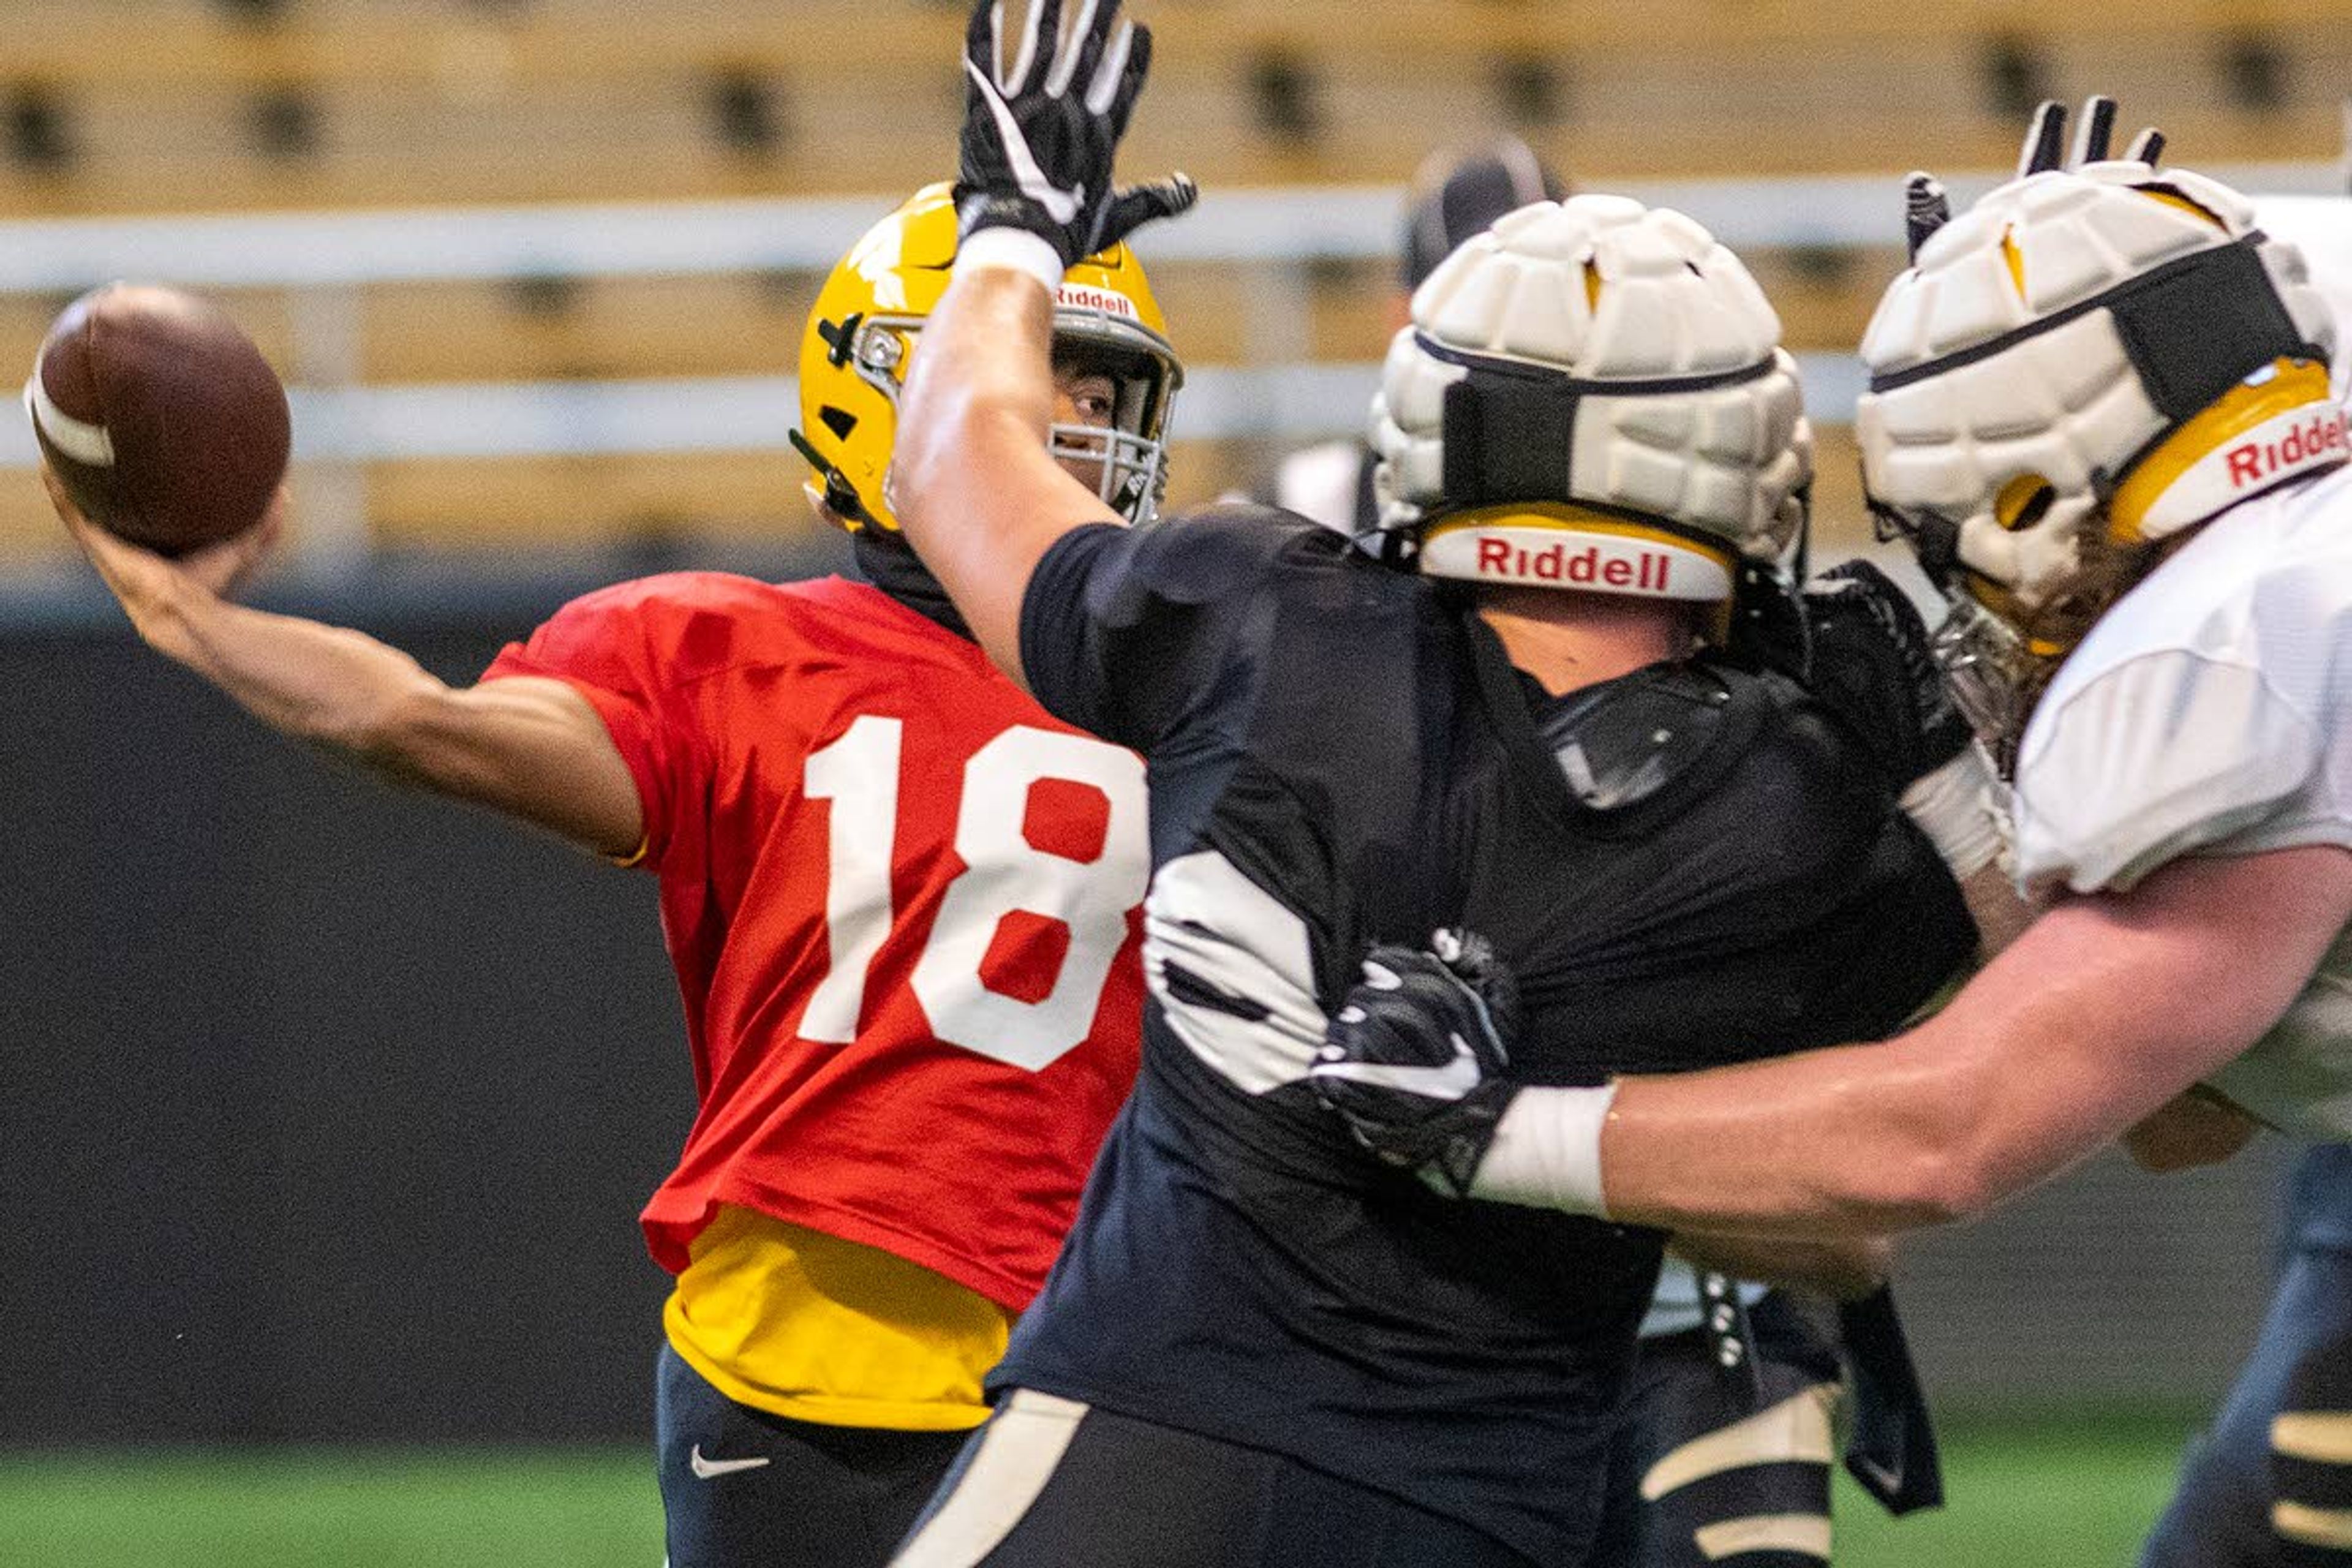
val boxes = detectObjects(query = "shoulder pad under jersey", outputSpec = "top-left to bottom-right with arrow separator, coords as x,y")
1121,501 -> 1335,600
1534,660 -> 1770,816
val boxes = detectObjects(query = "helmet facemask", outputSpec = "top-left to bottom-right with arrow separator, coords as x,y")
1876,484 -> 2147,775
831,310 -> 1179,530
1046,329 -> 1181,526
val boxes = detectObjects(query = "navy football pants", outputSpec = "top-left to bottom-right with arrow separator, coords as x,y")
1594,1295 -> 1847,1567
2142,1147 -> 2352,1567
891,1390 -> 1536,1567
656,1343 -> 972,1568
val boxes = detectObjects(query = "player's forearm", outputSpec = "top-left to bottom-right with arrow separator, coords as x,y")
1480,848 -> 2352,1235
1596,1026 -> 2068,1234
893,252 -> 1067,679
1480,1042 -> 2009,1237
134,588 -> 642,854
140,584 -> 450,763
1488,949 -> 2176,1238
899,255 -> 1060,458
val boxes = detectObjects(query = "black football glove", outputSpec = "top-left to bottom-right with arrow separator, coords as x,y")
956,0 -> 1198,268
1803,558 -> 1972,785
1310,932 -> 1520,1197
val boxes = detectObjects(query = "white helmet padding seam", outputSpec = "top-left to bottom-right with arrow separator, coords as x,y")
1871,237 -> 2320,436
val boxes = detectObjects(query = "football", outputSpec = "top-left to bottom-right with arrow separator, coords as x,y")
26,282 -> 292,556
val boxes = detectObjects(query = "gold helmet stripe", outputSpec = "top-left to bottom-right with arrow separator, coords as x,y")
2108,357 -> 2341,541
1422,502 -> 1740,570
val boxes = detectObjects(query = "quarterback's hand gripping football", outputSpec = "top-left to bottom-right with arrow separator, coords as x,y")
957,0 -> 1197,268
1311,933 -> 1520,1197
48,465 -> 284,614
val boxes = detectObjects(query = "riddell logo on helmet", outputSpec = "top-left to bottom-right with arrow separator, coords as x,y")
1475,537 -> 1675,592
1055,284 -> 1138,320
2224,409 -> 2350,489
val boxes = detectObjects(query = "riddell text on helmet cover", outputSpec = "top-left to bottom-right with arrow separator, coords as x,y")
1420,527 -> 1733,600
1365,195 -> 1810,582
2225,407 -> 2351,489
1473,538 -> 1675,590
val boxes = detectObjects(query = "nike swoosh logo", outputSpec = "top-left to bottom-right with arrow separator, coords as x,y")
1313,1031 -> 1482,1099
965,61 -> 1083,226
688,1445 -> 772,1479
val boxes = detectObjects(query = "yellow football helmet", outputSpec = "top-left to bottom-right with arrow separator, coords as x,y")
793,182 -> 1183,531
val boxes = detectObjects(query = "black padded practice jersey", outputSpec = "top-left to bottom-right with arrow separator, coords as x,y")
998,505 -> 1973,1566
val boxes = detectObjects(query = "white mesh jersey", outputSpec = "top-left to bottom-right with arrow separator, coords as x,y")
2013,460 -> 2352,1138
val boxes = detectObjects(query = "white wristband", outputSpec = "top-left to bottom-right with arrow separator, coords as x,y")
1900,747 -> 2003,881
954,227 -> 1065,295
1468,1082 -> 1619,1215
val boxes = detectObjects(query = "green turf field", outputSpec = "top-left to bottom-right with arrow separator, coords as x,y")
1834,1415 -> 2193,1566
0,1416 -> 2196,1567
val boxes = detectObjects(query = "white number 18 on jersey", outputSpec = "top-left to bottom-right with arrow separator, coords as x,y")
801,716 -> 1148,1070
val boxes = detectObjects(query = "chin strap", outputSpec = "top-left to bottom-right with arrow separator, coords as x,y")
1839,1285 -> 1946,1515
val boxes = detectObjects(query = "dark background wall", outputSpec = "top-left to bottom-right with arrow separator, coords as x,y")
0,585 -> 2304,1447
2,604 -> 694,1446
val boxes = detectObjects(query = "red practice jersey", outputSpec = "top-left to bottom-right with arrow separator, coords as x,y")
484,573 -> 1148,1310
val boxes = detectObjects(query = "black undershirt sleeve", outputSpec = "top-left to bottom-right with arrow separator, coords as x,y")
1019,510 -> 1294,753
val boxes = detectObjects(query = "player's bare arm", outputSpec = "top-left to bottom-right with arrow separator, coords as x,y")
1587,843 -> 2352,1234
1317,844 -> 2352,1236
54,472 -> 643,859
892,0 -> 1191,685
895,266 -> 1114,680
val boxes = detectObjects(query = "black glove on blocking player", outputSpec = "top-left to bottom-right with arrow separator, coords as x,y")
1803,558 -> 1973,786
1311,932 -> 1520,1197
956,0 -> 1198,266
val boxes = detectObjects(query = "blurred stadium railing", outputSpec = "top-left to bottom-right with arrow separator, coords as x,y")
0,168 -> 2345,608
1,0 -> 2348,591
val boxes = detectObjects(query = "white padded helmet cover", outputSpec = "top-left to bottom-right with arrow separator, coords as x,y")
2255,194 -> 2352,405
1857,162 -> 2340,610
1366,195 -> 1811,587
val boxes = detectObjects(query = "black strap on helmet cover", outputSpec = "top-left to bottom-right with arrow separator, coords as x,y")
2112,237 -> 2309,421
1869,235 -> 2324,422
1419,334 -> 1777,514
